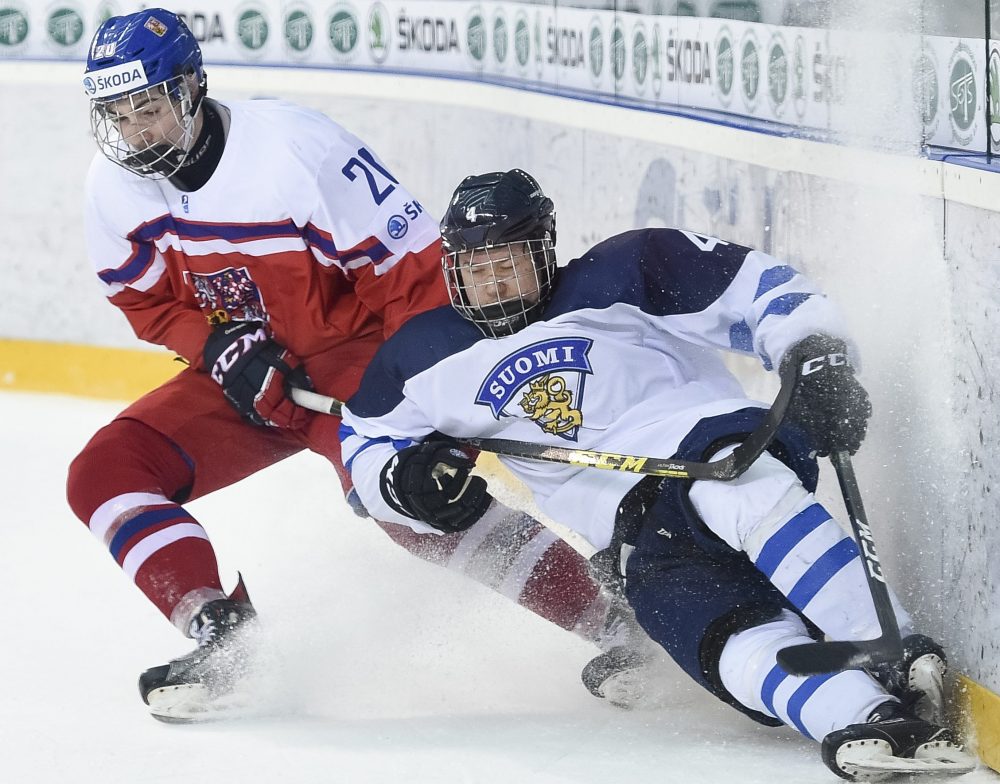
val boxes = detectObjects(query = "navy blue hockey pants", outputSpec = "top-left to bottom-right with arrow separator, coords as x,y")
622,407 -> 821,725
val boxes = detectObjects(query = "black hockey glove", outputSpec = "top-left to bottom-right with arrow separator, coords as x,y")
780,334 -> 872,456
380,440 -> 493,533
203,320 -> 313,429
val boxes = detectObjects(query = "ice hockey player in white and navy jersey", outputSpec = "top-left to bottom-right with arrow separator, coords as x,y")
339,170 -> 977,780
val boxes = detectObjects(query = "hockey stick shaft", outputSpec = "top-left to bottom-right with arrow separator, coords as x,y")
775,450 -> 903,675
291,367 -> 797,481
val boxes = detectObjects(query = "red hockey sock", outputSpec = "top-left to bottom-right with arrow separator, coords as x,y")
67,418 -> 225,631
375,504 -> 605,638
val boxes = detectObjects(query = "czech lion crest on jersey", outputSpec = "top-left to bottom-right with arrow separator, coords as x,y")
186,267 -> 267,323
475,338 -> 593,441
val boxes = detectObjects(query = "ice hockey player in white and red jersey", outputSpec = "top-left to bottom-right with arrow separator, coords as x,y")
339,169 -> 977,780
67,10 -> 650,722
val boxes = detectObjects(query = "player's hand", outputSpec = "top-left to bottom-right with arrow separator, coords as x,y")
203,320 -> 313,429
780,334 -> 871,456
380,440 -> 492,533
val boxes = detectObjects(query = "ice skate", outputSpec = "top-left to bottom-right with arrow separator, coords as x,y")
868,634 -> 947,726
582,645 -> 647,707
821,700 -> 976,782
139,597 -> 258,723
581,593 -> 677,710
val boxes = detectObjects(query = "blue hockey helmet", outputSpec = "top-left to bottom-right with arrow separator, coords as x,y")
440,170 -> 558,338
83,9 -> 207,178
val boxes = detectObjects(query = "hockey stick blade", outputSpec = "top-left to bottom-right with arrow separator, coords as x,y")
291,369 -> 797,482
776,639 -> 902,677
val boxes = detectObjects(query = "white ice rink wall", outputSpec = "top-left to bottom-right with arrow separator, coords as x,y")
2,0 -> 1000,759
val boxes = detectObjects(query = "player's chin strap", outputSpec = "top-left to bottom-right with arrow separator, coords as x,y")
290,367 -> 798,481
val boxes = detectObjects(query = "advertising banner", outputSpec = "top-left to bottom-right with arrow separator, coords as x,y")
0,0 -> 993,154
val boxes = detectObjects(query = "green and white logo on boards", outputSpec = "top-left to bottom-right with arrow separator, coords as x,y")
631,21 -> 647,94
236,6 -> 269,54
740,30 -> 760,112
948,42 -> 977,146
47,6 -> 84,47
466,8 -> 485,63
368,2 -> 389,64
0,4 -> 30,50
283,7 -> 313,55
328,5 -> 359,57
589,17 -> 604,84
715,28 -> 734,106
611,20 -> 626,88
514,11 -> 529,71
766,33 -> 787,117
492,9 -> 508,67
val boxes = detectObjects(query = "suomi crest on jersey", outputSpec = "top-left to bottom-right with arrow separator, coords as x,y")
474,337 -> 593,441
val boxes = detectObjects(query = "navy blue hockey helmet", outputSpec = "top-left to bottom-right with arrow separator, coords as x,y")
440,170 -> 557,338
83,9 -> 207,178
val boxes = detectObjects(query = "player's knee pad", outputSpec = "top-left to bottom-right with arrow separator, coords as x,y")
67,417 -> 195,525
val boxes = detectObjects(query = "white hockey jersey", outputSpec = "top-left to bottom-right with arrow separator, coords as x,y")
340,229 -> 854,550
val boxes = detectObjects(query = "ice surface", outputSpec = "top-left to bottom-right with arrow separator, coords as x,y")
2,390 -> 992,783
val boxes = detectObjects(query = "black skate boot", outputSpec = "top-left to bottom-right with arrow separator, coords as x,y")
867,634 -> 948,726
821,700 -> 975,781
139,597 -> 257,723
582,645 -> 649,708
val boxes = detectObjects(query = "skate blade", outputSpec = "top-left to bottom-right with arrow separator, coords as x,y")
146,683 -> 249,724
838,739 -> 977,781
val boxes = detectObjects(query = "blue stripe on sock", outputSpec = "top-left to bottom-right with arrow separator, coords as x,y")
786,673 -> 837,739
761,664 -> 788,718
108,506 -> 189,560
754,503 -> 831,577
787,537 -> 860,609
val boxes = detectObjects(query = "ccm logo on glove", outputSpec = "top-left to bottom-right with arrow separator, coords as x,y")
203,320 -> 313,429
209,323 -> 268,384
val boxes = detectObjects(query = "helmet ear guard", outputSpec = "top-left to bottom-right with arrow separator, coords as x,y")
440,169 -> 558,338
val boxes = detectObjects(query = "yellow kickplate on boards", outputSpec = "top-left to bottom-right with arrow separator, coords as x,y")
954,673 -> 1000,773
0,339 -> 180,402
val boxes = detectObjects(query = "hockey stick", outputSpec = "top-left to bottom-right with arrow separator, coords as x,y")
775,450 -> 904,676
291,369 -> 796,481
